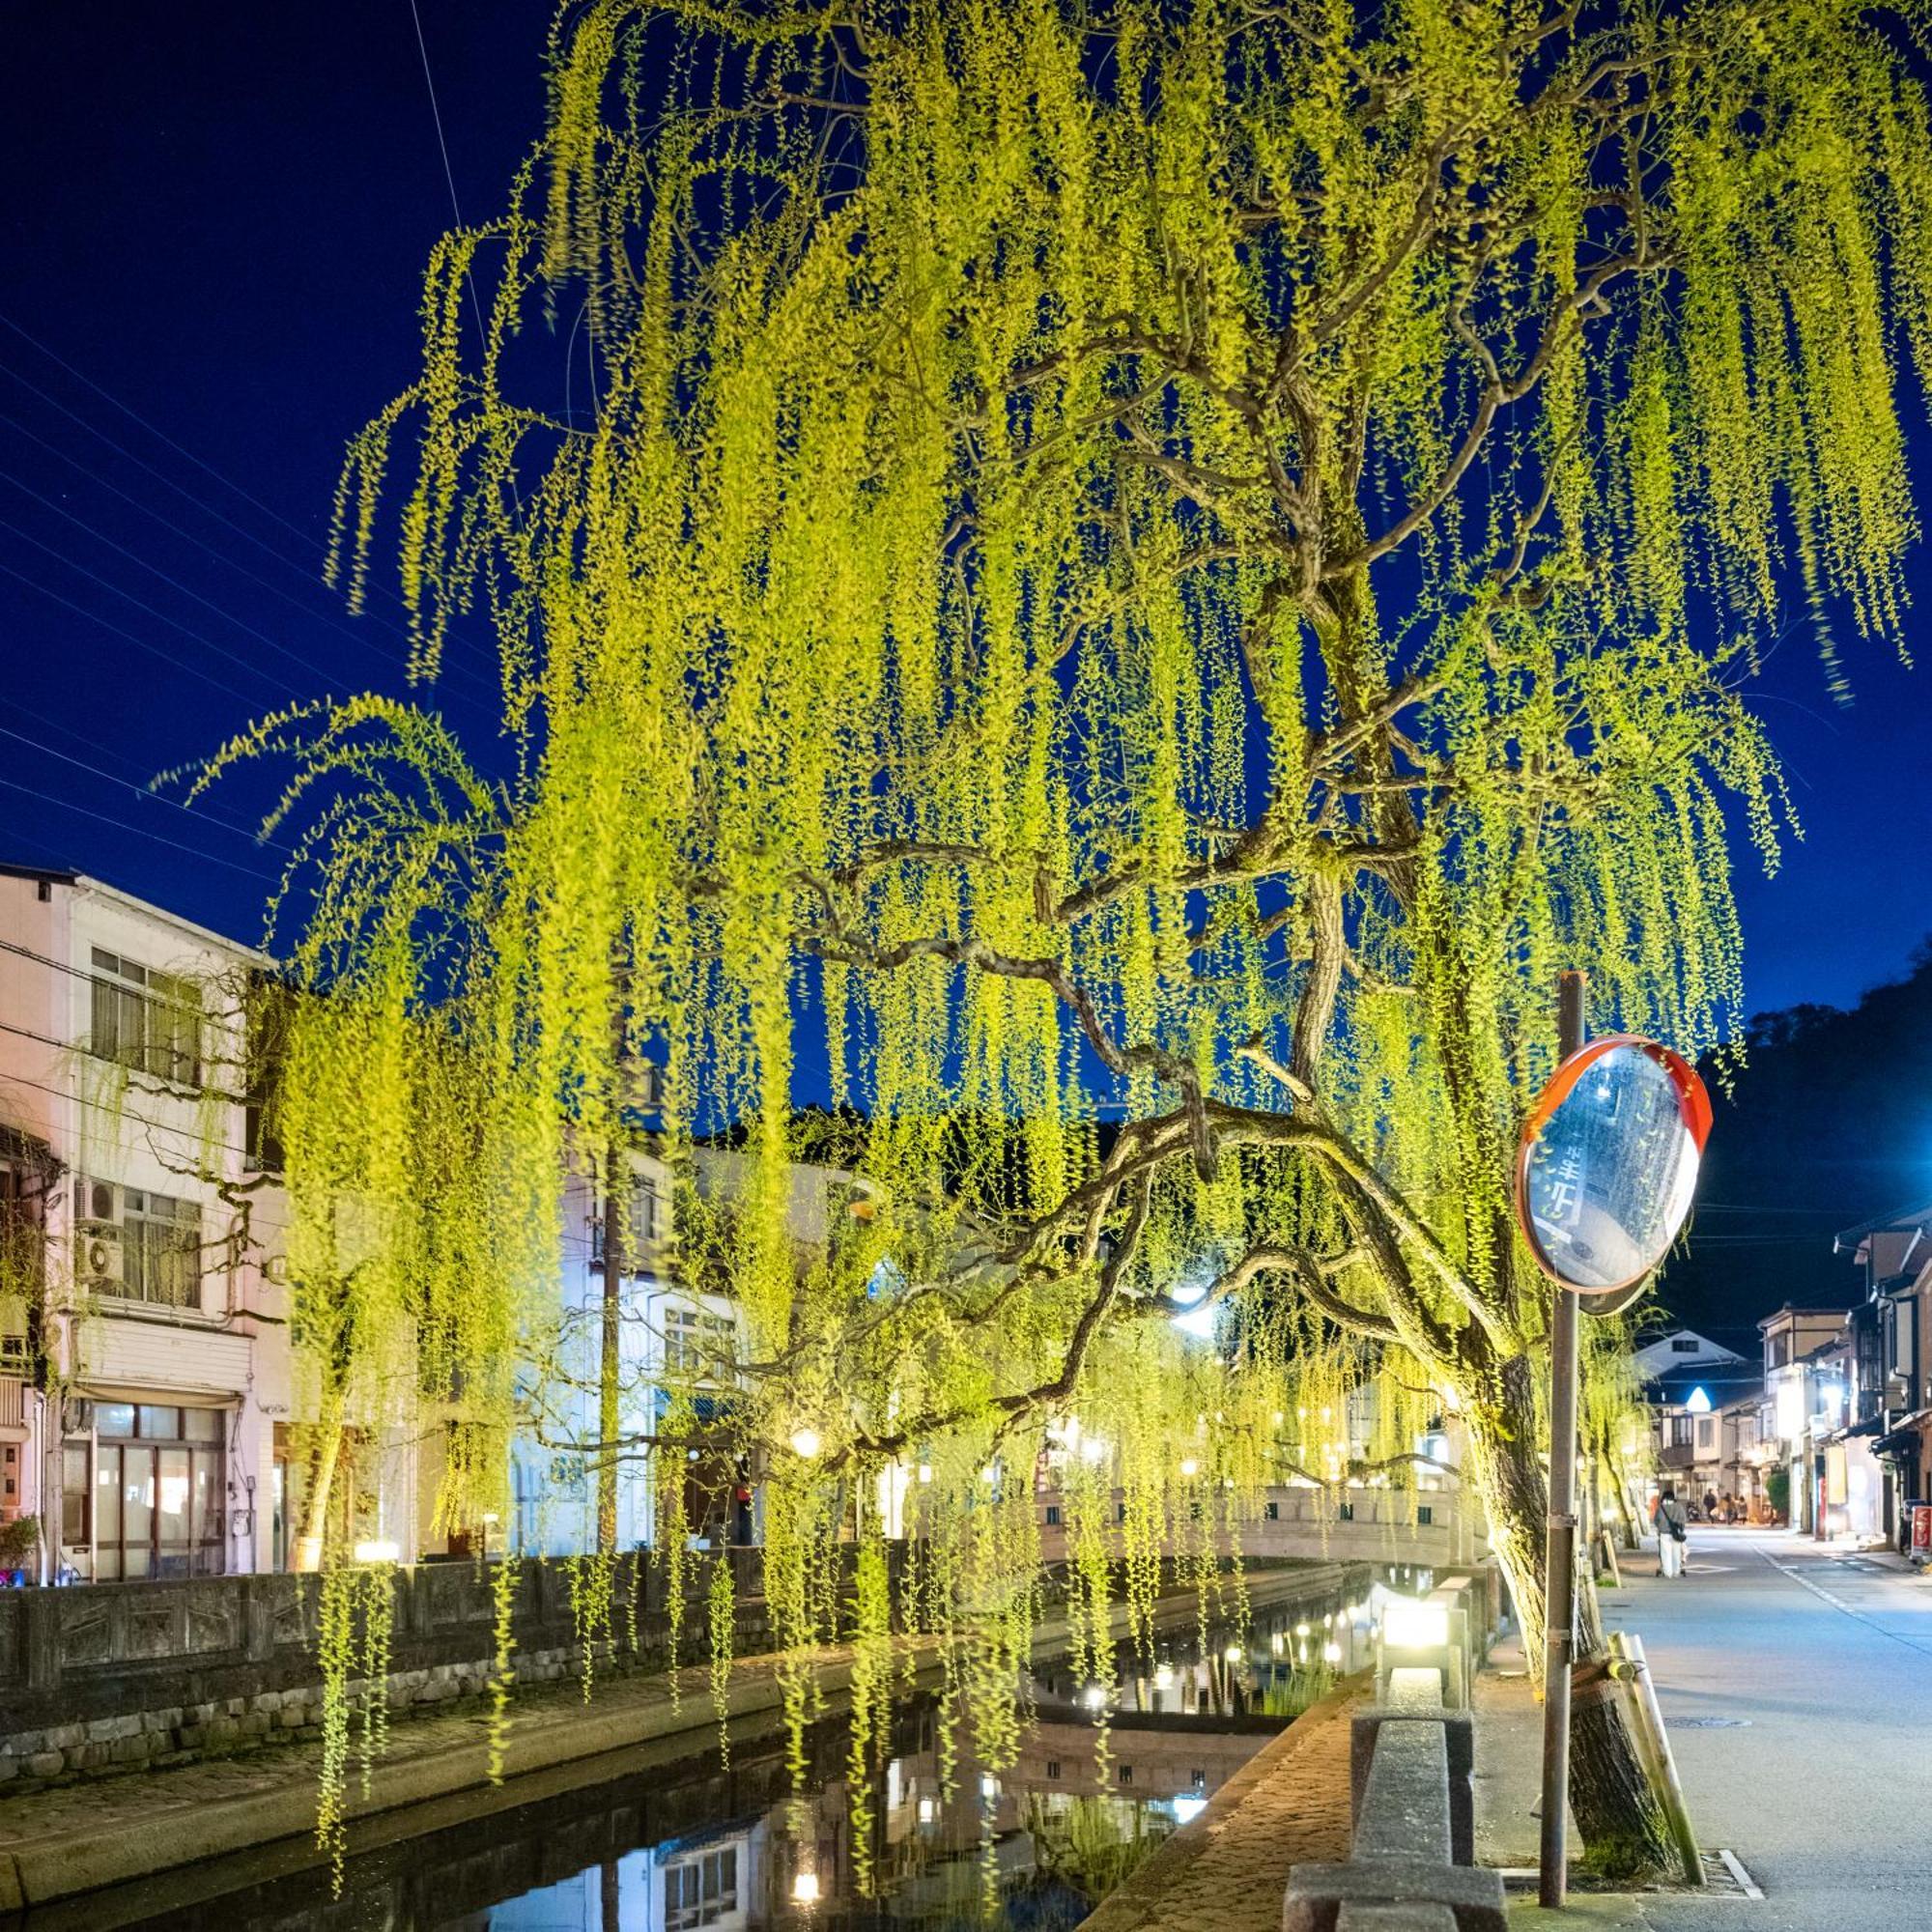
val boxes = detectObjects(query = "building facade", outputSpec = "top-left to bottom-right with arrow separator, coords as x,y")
0,865 -> 293,1582
1833,1208 -> 1932,1544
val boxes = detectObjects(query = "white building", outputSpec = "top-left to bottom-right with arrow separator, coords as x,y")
1632,1325 -> 1747,1379
0,864 -> 294,1581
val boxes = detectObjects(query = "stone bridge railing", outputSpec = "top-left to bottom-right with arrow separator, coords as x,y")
1283,1572 -> 1506,1932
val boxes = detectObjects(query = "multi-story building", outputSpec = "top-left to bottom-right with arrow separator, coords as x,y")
1756,1305 -> 1861,1535
1645,1348 -> 1763,1512
1833,1208 -> 1932,1545
0,863 -> 294,1581
506,1144 -> 879,1559
1632,1324 -> 1748,1381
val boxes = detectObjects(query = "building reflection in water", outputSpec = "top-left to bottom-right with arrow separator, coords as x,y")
102,1569 -> 1444,1931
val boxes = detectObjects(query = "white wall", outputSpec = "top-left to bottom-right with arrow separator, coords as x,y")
45,880 -> 292,1577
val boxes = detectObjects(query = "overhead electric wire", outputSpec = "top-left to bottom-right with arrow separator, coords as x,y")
0,560 -> 269,703
0,402 -> 502,713
0,773 -> 279,881
0,1062 -> 266,1170
0,320 -> 502,680
409,0 -> 491,363
0,724 -> 295,855
0,695 -> 287,849
0,511 -> 297,696
0,462 -> 388,698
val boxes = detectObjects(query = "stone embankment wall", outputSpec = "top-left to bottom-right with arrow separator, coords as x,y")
0,1548 -> 769,1790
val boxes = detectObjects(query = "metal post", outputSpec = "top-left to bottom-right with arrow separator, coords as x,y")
1538,969 -> 1586,1908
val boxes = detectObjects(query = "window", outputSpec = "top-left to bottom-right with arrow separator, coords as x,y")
1417,1504 -> 1435,1526
1192,1769 -> 1208,1790
1264,1500 -> 1280,1520
1669,1414 -> 1693,1448
663,1846 -> 738,1930
89,951 -> 201,1086
85,1405 -> 226,1580
590,1175 -> 663,1266
1671,1338 -> 1699,1353
1046,1760 -> 1062,1780
61,1442 -> 89,1547
1044,1505 -> 1062,1526
663,1303 -> 735,1375
1117,1764 -> 1133,1785
0,1155 -> 41,1364
1768,1335 -> 1790,1369
78,1180 -> 201,1309
1338,1501 -> 1354,1521
1696,1418 -> 1715,1450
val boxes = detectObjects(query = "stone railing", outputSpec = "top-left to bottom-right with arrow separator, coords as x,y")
0,1548 -> 768,1789
1283,1571 -> 1507,1932
1037,1482 -> 1483,1571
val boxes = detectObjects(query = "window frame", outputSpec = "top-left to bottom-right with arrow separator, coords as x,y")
88,950 -> 203,1089
77,1179 -> 202,1311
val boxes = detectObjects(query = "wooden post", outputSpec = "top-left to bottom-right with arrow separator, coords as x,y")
1610,1631 -> 1703,1887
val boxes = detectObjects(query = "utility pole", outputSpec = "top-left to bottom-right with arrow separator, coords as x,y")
598,1138 -> 622,1556
1539,969 -> 1586,1909
598,989 -> 629,1558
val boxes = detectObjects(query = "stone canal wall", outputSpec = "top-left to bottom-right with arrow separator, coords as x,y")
0,1552 -> 1350,1792
0,1549 -> 771,1787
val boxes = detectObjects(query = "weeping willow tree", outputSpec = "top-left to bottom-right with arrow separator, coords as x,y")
193,0 -> 1932,1876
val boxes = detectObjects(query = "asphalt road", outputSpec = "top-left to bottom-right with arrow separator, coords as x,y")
1612,1524 -> 1932,1932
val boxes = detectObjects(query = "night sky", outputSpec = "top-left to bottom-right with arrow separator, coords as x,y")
6,2 -> 1932,1027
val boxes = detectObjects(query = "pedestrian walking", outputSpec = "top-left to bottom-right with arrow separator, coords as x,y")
1658,1485 -> 1689,1577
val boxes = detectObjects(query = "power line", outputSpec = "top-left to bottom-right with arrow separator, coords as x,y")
0,724 -> 295,855
0,320 -> 500,676
0,402 -> 502,712
409,0 -> 490,359
0,1063 -> 265,1169
1,310 -> 331,559
0,693 -> 277,846
0,511 -> 297,696
0,773 -> 280,881
408,1 -> 526,524
0,461 -> 372,696
0,558 -> 270,703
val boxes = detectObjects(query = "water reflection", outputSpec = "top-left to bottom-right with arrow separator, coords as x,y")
99,1566 -> 1442,1931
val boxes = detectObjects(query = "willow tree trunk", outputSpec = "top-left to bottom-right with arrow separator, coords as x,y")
294,1390 -> 348,1574
1604,1448 -> 1639,1553
1461,1354 -> 1674,1875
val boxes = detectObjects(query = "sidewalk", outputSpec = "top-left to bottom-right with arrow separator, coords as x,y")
1475,1568 -> 1664,1931
1080,1681 -> 1360,1932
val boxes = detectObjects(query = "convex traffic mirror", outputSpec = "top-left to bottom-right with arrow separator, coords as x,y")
1515,1036 -> 1712,1300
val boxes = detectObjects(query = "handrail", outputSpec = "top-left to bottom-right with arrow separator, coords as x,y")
1284,1572 -> 1507,1932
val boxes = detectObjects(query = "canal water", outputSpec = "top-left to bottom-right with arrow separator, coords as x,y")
88,1563 -> 1436,1932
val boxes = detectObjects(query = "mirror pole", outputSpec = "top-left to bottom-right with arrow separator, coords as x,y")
1539,969 -> 1587,1907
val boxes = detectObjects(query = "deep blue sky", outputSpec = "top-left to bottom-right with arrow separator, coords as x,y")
4,2 -> 1931,1023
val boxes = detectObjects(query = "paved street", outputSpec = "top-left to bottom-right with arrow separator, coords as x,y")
1601,1525 -> 1932,1932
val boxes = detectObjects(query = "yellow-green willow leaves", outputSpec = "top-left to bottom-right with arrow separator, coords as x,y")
206,0 -> 1932,1875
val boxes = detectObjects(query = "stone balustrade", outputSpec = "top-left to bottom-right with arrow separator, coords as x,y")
1283,1572 -> 1507,1932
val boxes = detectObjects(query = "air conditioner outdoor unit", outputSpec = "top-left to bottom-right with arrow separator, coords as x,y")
81,1225 -> 125,1291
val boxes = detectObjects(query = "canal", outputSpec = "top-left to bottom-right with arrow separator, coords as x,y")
51,1563 -> 1437,1931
